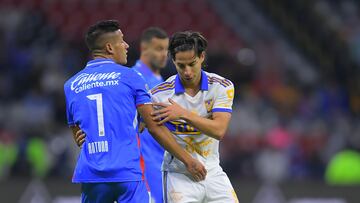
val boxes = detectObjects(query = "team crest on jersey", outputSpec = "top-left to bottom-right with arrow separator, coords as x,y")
204,99 -> 214,113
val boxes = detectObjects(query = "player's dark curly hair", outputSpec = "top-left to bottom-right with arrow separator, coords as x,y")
168,31 -> 208,60
85,20 -> 120,52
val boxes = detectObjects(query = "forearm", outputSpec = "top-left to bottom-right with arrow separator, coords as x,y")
148,125 -> 192,166
181,112 -> 226,140
138,104 -> 193,166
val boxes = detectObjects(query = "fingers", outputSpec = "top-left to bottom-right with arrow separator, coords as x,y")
168,98 -> 175,104
152,112 -> 169,121
151,108 -> 168,116
76,134 -> 86,147
157,117 -> 170,125
78,138 -> 85,147
193,174 -> 201,182
75,129 -> 84,137
75,130 -> 86,147
192,171 -> 205,182
152,102 -> 168,108
188,160 -> 207,182
195,167 -> 206,181
199,167 -> 207,179
198,172 -> 205,181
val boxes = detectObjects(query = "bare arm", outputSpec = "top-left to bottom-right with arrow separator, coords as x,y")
152,99 -> 231,140
181,111 -> 231,140
138,104 -> 207,181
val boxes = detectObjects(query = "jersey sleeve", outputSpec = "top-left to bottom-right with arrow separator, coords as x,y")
64,85 -> 75,126
212,80 -> 235,113
130,69 -> 151,106
150,91 -> 160,103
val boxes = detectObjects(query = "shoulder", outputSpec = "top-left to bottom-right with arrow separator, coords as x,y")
64,70 -> 84,92
150,75 -> 176,95
116,65 -> 146,81
131,64 -> 141,74
206,72 -> 233,88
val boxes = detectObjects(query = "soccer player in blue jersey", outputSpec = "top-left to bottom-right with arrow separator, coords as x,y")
132,27 -> 169,203
64,20 -> 206,203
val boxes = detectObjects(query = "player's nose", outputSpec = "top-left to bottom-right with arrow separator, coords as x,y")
184,66 -> 192,74
124,41 -> 129,49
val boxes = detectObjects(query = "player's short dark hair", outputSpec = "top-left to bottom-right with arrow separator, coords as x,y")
140,27 -> 168,43
85,20 -> 121,51
168,31 -> 208,60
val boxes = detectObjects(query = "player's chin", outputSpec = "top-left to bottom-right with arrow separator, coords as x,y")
160,61 -> 167,67
120,58 -> 127,65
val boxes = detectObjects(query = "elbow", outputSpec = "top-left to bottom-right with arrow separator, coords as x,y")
214,130 -> 226,140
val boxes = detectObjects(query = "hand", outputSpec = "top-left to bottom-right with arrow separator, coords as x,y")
151,98 -> 187,125
185,158 -> 207,182
75,129 -> 86,147
138,122 -> 146,133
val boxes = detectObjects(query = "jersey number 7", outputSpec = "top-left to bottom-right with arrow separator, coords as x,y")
87,93 -> 105,137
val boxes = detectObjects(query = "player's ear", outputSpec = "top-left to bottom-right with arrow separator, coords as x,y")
105,42 -> 114,54
140,41 -> 149,54
199,51 -> 205,62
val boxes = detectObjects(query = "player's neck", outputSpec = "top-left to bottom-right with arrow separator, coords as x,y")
93,53 -> 112,60
181,76 -> 201,97
140,57 -> 161,75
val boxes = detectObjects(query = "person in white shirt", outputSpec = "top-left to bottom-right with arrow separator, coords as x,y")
151,31 -> 239,203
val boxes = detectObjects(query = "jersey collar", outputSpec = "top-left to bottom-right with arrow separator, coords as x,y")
134,60 -> 153,76
175,70 -> 208,94
86,58 -> 115,68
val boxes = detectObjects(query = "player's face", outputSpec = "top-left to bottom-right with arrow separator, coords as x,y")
173,50 -> 205,86
112,29 -> 129,64
146,38 -> 169,69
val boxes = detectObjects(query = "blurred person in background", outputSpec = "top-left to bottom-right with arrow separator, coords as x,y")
132,27 -> 169,203
64,20 -> 206,203
151,31 -> 239,203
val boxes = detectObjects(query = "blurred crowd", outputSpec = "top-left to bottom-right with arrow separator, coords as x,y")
0,0 -> 359,184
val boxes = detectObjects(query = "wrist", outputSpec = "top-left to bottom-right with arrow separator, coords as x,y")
180,110 -> 191,121
182,153 -> 193,167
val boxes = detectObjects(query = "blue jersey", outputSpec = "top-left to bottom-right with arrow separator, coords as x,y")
133,60 -> 163,88
133,60 -> 164,203
64,58 -> 151,183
